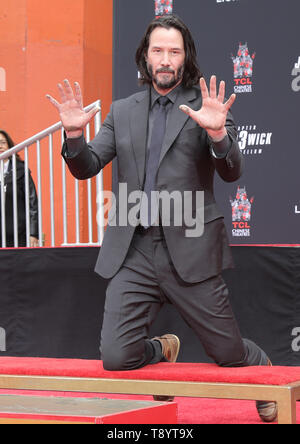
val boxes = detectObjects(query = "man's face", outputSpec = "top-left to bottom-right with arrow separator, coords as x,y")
146,26 -> 185,93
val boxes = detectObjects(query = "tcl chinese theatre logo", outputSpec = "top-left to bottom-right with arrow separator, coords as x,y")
154,0 -> 173,16
232,43 -> 255,94
230,186 -> 254,237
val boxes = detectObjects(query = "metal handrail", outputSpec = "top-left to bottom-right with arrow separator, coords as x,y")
0,102 -> 100,161
0,100 -> 104,248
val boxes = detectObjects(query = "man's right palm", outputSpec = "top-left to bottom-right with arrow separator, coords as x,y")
46,79 -> 100,133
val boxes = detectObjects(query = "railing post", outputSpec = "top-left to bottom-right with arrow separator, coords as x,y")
12,154 -> 19,248
36,140 -> 43,247
94,100 -> 104,246
0,160 -> 6,248
12,154 -> 18,248
24,147 -> 30,248
49,133 -> 55,247
86,124 -> 93,244
61,129 -> 68,246
74,178 -> 80,245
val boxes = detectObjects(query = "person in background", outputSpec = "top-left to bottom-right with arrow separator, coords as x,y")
0,130 -> 39,247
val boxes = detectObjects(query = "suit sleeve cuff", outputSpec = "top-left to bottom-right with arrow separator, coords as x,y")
62,132 -> 85,158
209,134 -> 231,159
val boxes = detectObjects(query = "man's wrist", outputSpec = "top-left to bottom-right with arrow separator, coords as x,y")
65,129 -> 83,139
207,127 -> 227,142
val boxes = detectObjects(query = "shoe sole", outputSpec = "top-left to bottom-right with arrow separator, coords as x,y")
165,334 -> 180,363
153,334 -> 180,402
256,401 -> 278,423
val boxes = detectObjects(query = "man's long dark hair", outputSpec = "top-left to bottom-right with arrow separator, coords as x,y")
135,15 -> 202,88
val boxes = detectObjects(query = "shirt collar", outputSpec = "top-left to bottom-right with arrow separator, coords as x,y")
150,83 -> 183,109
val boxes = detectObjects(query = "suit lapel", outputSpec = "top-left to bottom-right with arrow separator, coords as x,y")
129,86 -> 199,184
158,87 -> 198,168
129,90 -> 150,187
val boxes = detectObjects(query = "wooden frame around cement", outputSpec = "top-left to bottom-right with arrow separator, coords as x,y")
0,375 -> 299,424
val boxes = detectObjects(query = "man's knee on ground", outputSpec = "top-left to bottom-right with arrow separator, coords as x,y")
101,345 -> 138,371
211,345 -> 248,368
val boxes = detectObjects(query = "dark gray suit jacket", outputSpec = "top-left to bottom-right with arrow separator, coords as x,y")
62,85 -> 244,283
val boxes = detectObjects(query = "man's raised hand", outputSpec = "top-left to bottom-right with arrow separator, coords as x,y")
46,80 -> 100,138
179,75 -> 236,141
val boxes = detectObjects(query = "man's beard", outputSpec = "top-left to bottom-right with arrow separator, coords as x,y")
147,63 -> 185,90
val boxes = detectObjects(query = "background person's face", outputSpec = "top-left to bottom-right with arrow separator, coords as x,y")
0,134 -> 9,154
146,26 -> 185,93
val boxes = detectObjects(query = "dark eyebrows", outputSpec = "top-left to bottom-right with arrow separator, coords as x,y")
150,46 -> 184,51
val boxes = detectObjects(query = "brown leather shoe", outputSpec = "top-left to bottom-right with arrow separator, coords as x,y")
151,334 -> 180,402
256,360 -> 278,422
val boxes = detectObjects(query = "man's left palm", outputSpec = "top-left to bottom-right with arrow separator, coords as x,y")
180,75 -> 236,138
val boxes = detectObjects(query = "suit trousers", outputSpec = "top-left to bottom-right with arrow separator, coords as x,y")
100,225 -> 269,371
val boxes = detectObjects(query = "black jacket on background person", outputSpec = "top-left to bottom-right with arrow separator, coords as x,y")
0,158 -> 38,247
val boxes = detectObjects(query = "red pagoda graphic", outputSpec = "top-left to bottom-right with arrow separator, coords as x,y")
155,0 -> 173,17
232,43 -> 256,79
230,186 -> 254,222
